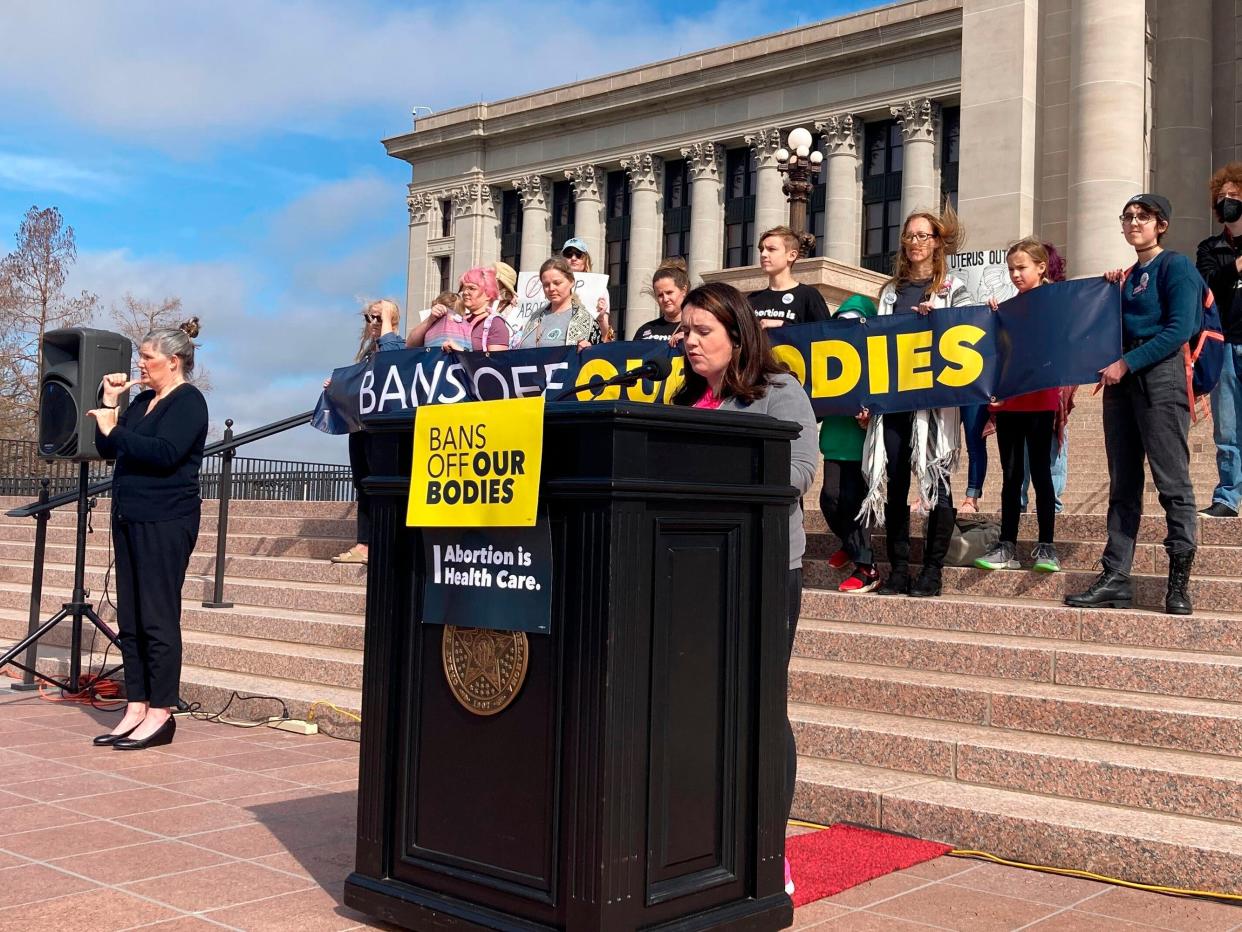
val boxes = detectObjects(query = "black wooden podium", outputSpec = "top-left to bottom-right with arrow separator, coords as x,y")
345,402 -> 798,931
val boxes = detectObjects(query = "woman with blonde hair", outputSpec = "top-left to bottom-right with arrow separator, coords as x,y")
561,238 -> 613,341
515,257 -> 603,349
329,298 -> 404,565
861,203 -> 972,598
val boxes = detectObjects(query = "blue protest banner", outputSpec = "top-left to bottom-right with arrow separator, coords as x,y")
311,277 -> 1120,430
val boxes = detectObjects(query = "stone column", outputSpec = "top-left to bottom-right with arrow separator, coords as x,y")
621,152 -> 663,338
957,0 -> 1039,247
406,191 -> 434,316
514,175 -> 552,270
818,115 -> 862,264
566,165 -> 605,264
892,98 -> 939,218
747,127 -> 788,239
1154,0 -> 1213,255
1067,0 -> 1147,276
681,141 -> 725,284
449,183 -> 497,278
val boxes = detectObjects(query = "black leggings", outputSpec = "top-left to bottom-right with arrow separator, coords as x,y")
996,410 -> 1056,544
884,411 -> 952,509
348,431 -> 373,545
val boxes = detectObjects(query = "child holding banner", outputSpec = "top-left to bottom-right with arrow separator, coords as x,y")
976,239 -> 1064,574
748,226 -> 831,328
861,205 -> 972,598
820,295 -> 881,593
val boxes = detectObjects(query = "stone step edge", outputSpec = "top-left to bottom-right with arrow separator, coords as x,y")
792,757 -> 1242,893
789,655 -> 1242,718
796,616 -> 1242,667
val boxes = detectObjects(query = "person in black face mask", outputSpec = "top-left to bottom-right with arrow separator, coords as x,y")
1196,162 -> 1242,518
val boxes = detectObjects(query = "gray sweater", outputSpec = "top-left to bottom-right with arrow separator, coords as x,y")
720,372 -> 819,568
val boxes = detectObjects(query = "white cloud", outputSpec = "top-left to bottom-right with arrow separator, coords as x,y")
0,152 -> 123,197
0,0 -> 775,147
62,171 -> 412,462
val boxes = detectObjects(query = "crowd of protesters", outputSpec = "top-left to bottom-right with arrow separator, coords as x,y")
329,162 -> 1242,621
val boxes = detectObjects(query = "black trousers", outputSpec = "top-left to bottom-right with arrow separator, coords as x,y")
1103,353 -> 1197,574
819,459 -> 873,566
996,410 -> 1056,545
783,567 -> 802,826
112,512 -> 199,708
348,431 -> 373,545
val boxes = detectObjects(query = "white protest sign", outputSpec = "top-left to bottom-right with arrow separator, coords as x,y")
948,249 -> 1017,305
508,271 -> 610,333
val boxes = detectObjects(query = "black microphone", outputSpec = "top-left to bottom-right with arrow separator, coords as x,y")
554,355 -> 674,400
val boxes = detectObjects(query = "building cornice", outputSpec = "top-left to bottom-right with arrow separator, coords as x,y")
383,4 -> 962,163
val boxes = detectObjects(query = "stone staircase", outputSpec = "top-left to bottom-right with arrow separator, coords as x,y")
2,386 -> 1240,891
0,498 -> 366,735
793,388 -> 1242,892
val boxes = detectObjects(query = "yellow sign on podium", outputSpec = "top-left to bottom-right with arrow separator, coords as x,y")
406,396 -> 545,527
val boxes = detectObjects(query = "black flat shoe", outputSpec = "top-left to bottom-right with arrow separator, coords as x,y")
113,717 -> 176,751
92,726 -> 136,746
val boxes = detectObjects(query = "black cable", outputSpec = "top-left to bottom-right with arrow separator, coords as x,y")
185,690 -> 291,727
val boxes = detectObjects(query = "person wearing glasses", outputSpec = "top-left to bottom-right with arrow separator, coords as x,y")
1066,194 -> 1198,615
561,238 -> 613,340
1196,163 -> 1242,519
328,299 -> 404,565
860,204 -> 972,598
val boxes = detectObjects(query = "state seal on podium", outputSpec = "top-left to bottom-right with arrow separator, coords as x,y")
441,626 -> 529,715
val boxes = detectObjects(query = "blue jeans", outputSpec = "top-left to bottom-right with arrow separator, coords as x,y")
1021,434 -> 1067,514
1209,344 -> 1242,511
960,404 -> 989,499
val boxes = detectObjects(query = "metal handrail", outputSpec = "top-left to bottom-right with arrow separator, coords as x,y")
4,410 -> 315,519
4,407 -> 326,681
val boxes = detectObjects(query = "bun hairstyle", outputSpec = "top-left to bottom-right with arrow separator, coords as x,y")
650,257 -> 690,293
144,317 -> 201,377
1006,238 -> 1067,285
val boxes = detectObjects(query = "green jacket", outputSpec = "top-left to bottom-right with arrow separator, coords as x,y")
818,295 -> 877,462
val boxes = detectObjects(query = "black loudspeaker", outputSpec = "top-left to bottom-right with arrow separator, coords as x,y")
38,328 -> 133,461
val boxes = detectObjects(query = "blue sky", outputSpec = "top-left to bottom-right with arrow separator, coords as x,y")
0,0 -> 874,461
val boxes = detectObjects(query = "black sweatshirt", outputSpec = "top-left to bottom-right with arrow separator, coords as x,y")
1196,230 -> 1242,343
95,384 -> 209,522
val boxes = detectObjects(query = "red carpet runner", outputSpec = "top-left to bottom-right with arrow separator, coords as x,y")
786,824 -> 952,907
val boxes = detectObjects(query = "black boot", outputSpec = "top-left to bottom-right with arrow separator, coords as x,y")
910,506 -> 956,597
1165,550 -> 1194,616
877,504 -> 911,595
1064,568 -> 1132,608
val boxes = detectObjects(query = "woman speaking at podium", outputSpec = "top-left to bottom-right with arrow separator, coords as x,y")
671,282 -> 818,893
88,319 -> 209,750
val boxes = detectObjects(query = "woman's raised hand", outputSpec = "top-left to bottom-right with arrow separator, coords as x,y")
915,301 -> 934,316
987,297 -> 1000,311
101,372 -> 141,407
1103,268 -> 1125,284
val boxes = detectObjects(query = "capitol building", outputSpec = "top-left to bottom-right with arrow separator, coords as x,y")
384,0 -> 1242,337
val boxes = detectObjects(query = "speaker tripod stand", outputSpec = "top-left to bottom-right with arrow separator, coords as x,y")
0,462 -> 123,694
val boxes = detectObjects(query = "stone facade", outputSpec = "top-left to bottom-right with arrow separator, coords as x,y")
385,0 -> 1242,335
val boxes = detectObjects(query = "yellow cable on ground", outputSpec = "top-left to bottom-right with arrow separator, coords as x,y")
785,820 -> 1242,903
307,700 -> 362,722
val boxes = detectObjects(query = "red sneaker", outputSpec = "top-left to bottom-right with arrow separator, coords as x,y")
828,548 -> 850,569
839,566 -> 880,593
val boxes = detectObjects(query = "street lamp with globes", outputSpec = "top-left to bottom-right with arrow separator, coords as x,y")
775,126 -> 823,257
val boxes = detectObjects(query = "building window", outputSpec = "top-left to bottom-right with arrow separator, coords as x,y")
663,158 -> 692,260
860,120 -> 904,274
809,135 -> 828,259
440,199 -> 453,238
605,169 -> 630,332
941,105 -> 960,212
435,256 -> 451,297
500,189 -> 522,271
723,147 -> 757,268
551,180 -> 575,253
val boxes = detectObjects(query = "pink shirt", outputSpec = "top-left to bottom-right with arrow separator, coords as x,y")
693,391 -> 723,410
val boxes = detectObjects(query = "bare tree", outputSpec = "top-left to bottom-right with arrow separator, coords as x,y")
110,293 -> 212,394
0,207 -> 98,438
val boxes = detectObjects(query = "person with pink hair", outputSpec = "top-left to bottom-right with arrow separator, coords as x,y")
440,267 -> 512,353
